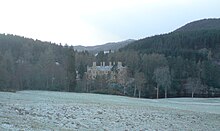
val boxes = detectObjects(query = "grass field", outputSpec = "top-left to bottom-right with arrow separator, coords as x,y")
0,91 -> 220,130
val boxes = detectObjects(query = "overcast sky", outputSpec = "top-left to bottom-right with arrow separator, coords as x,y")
0,0 -> 220,46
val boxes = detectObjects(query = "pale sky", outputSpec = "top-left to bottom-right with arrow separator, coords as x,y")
0,0 -> 220,46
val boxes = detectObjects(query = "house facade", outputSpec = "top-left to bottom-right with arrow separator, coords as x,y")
85,62 -> 127,82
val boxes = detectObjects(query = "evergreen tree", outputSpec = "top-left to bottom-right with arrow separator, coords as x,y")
67,48 -> 76,92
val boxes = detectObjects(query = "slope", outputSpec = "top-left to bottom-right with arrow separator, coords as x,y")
74,39 -> 135,54
122,18 -> 220,60
175,18 -> 220,32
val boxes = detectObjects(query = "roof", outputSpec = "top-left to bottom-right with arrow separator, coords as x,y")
96,66 -> 113,71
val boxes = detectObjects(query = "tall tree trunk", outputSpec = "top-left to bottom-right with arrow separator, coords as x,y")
165,86 -> 167,98
46,79 -> 49,90
86,84 -> 88,93
67,79 -> 70,92
134,85 -> 137,97
192,91 -> 194,98
138,89 -> 141,98
51,77 -> 54,89
157,85 -> 159,99
19,78 -> 23,90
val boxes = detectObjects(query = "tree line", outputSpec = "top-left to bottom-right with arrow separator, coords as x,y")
1,28 -> 220,99
0,34 -> 76,92
76,29 -> 220,98
122,29 -> 220,98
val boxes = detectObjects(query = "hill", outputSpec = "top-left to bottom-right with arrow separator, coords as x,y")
175,18 -> 220,32
0,34 -> 76,92
74,39 -> 135,54
1,18 -> 220,98
123,18 -> 220,60
119,18 -> 220,98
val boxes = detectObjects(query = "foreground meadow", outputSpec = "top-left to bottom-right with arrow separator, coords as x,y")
0,91 -> 220,130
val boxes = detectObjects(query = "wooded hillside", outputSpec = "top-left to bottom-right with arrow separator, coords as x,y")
0,34 -> 76,92
1,18 -> 220,98
119,19 -> 220,98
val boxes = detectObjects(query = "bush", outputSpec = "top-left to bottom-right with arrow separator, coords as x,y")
90,88 -> 124,96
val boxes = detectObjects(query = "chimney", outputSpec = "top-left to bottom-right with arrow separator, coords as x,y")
93,62 -> 96,67
109,62 -> 112,66
103,62 -> 105,66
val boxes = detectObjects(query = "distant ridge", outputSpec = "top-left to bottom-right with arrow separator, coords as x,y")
175,18 -> 220,32
74,39 -> 135,54
122,18 -> 220,60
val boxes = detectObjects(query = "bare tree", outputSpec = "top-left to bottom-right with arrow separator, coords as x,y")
185,77 -> 201,98
153,66 -> 171,99
134,72 -> 146,98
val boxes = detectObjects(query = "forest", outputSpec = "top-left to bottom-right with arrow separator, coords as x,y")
0,34 -> 76,92
76,20 -> 220,98
120,29 -> 220,98
1,19 -> 220,98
